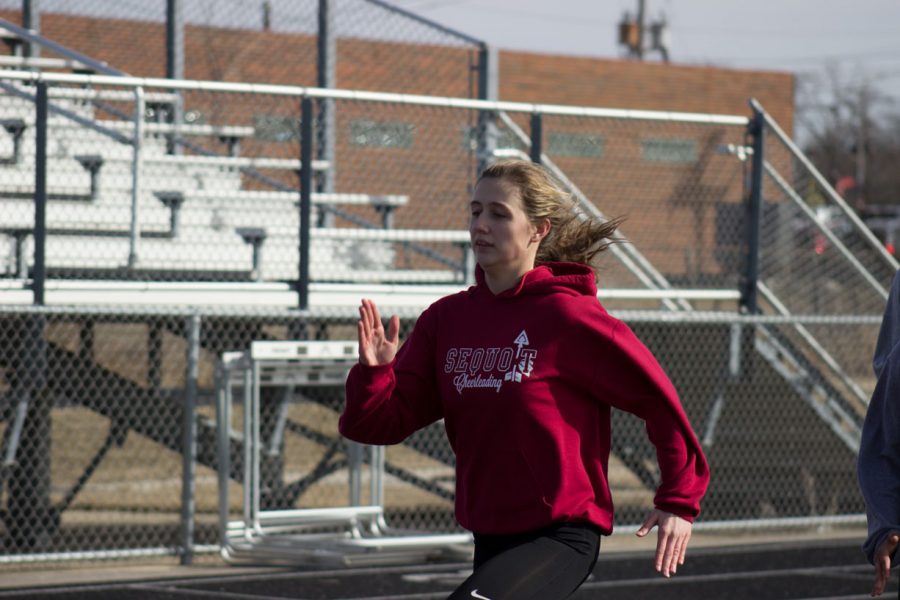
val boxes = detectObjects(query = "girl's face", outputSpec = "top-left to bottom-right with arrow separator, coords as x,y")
469,177 -> 544,278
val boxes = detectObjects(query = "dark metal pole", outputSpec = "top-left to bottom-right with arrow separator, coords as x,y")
530,112 -> 543,165
23,0 -> 39,58
33,80 -> 47,306
180,313 -> 200,565
316,0 -> 335,205
166,0 -> 184,80
166,0 -> 184,155
299,97 -> 313,310
742,105 -> 765,314
475,43 -> 498,180
636,0 -> 645,60
7,312 -> 51,550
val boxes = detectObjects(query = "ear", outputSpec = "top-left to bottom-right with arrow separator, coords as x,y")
532,218 -> 551,243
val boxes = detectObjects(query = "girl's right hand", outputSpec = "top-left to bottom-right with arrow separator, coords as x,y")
357,298 -> 400,366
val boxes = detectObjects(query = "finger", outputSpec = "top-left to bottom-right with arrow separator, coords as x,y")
663,531 -> 679,576
359,300 -> 372,335
357,320 -> 371,364
358,303 -> 370,337
873,557 -> 890,596
360,298 -> 375,332
677,533 -> 690,565
656,531 -> 672,576
387,315 -> 400,345
670,533 -> 688,573
370,300 -> 384,333
636,513 -> 658,538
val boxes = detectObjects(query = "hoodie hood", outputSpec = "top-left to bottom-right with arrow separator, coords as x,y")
474,261 -> 597,299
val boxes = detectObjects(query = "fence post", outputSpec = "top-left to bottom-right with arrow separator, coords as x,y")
166,0 -> 184,155
23,0 -> 39,58
475,43 -> 498,178
180,313 -> 201,565
530,111 -> 543,165
127,87 -> 144,268
317,0 -> 336,209
33,80 -> 47,305
742,104 -> 765,315
299,97 -> 313,311
7,312 -> 52,550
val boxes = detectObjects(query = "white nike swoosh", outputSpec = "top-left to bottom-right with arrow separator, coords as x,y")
470,590 -> 491,600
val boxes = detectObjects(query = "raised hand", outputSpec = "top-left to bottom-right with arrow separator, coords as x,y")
636,509 -> 693,578
357,298 -> 400,366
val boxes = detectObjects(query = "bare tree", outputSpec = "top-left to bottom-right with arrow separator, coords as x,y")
797,64 -> 900,210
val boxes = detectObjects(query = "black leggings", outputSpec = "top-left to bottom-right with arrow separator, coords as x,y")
447,522 -> 601,600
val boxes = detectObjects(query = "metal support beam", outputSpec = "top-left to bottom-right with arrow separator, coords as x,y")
180,313 -> 200,565
33,81 -> 47,305
316,0 -> 335,204
742,106 -> 765,314
530,112 -> 543,165
23,0 -> 39,58
7,314 -> 51,550
475,43 -> 498,178
166,0 -> 184,81
166,0 -> 184,155
299,97 -> 313,310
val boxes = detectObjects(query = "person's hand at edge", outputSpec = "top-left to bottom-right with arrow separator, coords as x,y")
357,298 -> 399,367
636,509 -> 693,578
871,531 -> 899,596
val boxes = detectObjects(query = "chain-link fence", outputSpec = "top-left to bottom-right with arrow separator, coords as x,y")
0,0 -> 484,96
0,71 -> 895,564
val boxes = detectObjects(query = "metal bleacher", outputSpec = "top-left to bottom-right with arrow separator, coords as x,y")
0,18 -> 472,295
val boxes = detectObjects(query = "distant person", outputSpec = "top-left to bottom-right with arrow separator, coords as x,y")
858,269 -> 900,597
340,159 -> 710,599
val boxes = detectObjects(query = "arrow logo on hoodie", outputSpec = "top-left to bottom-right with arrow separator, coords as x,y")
505,330 -> 535,383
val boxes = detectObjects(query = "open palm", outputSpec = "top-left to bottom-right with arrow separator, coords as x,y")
357,298 -> 400,366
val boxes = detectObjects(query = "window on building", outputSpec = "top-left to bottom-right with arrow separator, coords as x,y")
547,132 -> 605,158
462,126 -> 522,153
641,138 -> 697,163
350,120 -> 414,148
254,115 -> 301,143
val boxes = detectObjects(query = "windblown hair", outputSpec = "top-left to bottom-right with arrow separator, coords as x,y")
478,159 -> 624,270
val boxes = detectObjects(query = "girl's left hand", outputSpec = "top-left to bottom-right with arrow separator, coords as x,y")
636,509 -> 693,577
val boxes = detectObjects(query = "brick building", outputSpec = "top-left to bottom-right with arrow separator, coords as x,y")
0,8 -> 795,284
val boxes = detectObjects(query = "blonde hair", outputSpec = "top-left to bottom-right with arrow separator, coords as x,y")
477,159 -> 623,269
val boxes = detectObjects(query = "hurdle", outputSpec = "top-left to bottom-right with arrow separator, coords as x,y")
215,340 -> 473,566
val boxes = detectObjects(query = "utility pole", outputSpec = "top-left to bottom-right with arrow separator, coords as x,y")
618,0 -> 669,63
635,0 -> 645,60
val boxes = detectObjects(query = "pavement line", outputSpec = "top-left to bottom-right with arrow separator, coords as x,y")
580,565 -> 862,589
131,583 -> 282,599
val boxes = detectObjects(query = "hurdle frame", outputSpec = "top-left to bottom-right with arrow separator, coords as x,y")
215,340 -> 473,566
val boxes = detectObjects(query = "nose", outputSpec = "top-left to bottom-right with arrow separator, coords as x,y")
470,213 -> 488,233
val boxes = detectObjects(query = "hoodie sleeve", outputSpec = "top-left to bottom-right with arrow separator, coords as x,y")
588,317 -> 710,521
858,270 -> 900,566
339,306 -> 444,445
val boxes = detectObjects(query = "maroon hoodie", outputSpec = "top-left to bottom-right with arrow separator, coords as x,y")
340,262 -> 709,535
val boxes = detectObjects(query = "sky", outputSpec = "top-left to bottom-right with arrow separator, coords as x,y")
388,0 -> 900,133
